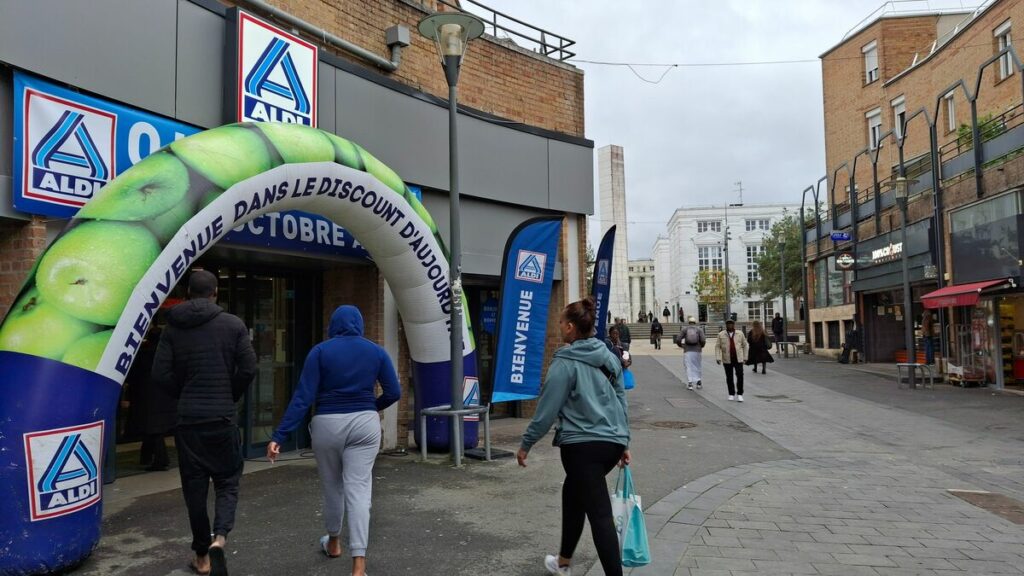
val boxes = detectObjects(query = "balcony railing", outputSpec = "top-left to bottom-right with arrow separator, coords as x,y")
447,0 -> 576,61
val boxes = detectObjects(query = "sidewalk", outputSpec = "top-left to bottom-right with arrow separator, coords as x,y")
620,351 -> 1024,575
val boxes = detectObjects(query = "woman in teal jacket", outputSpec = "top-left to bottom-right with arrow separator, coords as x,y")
518,297 -> 631,576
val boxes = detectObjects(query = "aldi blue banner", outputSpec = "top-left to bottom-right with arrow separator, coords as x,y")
491,217 -> 562,403
592,225 -> 617,341
11,72 -> 392,261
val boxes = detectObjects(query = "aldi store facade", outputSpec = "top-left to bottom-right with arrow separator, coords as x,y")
0,0 -> 593,462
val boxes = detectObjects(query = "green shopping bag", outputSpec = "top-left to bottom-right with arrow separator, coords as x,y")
611,466 -> 651,567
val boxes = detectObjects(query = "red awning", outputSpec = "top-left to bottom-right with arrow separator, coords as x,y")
920,279 -> 1012,309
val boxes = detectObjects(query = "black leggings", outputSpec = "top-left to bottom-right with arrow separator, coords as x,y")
559,441 -> 625,576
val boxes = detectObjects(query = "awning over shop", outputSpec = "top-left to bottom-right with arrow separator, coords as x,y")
920,279 -> 1013,308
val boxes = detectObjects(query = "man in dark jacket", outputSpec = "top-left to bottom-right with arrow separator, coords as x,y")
152,270 -> 256,576
771,313 -> 785,354
615,317 -> 632,351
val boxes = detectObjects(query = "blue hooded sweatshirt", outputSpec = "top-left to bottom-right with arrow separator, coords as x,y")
272,305 -> 401,444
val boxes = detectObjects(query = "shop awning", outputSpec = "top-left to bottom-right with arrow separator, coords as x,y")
920,279 -> 1013,309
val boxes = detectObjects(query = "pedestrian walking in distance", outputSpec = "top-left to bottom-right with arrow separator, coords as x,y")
615,317 -> 632,351
518,296 -> 631,576
771,312 -> 785,354
677,317 -> 706,390
152,270 -> 257,576
746,320 -> 775,374
267,305 -> 400,576
605,325 -> 632,370
715,319 -> 748,402
650,317 -> 664,350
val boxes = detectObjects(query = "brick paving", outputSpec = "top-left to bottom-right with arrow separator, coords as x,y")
584,350 -> 1024,575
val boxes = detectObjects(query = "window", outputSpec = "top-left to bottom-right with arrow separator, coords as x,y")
629,266 -> 634,272
650,265 -> 655,271
996,20 -> 1013,81
697,220 -> 722,233
944,92 -> 956,133
746,245 -> 764,282
743,218 -> 770,231
698,246 -> 723,271
891,96 -> 906,140
746,301 -> 775,322
866,108 -> 882,150
747,301 -> 761,322
863,40 -> 879,83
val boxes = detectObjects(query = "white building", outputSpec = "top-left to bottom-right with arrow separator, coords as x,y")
597,145 -> 631,321
660,203 -> 799,325
626,259 -> 656,321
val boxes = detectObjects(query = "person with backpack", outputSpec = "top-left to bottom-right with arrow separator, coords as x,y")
675,317 -> 706,390
616,318 -> 632,351
650,317 -> 664,350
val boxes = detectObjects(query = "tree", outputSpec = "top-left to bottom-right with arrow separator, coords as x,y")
584,242 -> 595,294
691,268 -> 741,320
751,215 -> 804,303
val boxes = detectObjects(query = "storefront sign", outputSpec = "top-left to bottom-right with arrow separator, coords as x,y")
227,9 -> 317,126
13,72 -> 192,218
871,241 -> 903,263
836,252 -> 856,270
481,297 -> 498,334
831,231 -> 851,242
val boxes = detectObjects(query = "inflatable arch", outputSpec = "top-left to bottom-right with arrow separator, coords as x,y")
0,122 -> 477,575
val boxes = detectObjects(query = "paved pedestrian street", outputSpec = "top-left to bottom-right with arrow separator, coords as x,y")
612,350 -> 1024,576
80,346 -> 1024,575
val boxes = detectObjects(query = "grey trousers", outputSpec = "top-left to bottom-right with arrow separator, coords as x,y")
684,351 -> 703,383
311,411 -> 381,558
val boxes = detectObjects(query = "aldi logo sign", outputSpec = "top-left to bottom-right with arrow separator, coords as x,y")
22,90 -> 115,210
597,259 -> 610,286
232,10 -> 317,126
515,250 -> 546,283
23,421 -> 104,521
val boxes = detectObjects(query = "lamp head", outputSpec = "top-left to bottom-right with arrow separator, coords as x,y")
417,12 -> 484,61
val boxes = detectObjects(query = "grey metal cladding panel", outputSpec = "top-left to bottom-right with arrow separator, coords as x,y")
317,63 -> 336,134
335,72 -> 448,191
420,190 -> 555,276
176,0 -> 224,128
459,114 -> 548,207
547,139 -> 594,214
0,69 -> 11,177
0,0 -> 177,117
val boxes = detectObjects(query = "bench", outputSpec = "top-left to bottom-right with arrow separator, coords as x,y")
419,404 -> 491,465
896,363 -> 935,389
777,341 -> 800,358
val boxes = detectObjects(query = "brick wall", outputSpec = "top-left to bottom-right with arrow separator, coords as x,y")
823,1 -> 1024,205
232,0 -> 585,137
0,218 -> 47,318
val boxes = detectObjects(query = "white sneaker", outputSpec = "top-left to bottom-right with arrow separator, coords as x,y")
687,383 -> 694,390
544,554 -> 571,575
737,395 -> 744,402
696,381 -> 702,389
728,395 -> 735,401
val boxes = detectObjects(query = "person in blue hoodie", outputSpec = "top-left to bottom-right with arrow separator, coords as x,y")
266,305 -> 400,576
518,296 -> 631,576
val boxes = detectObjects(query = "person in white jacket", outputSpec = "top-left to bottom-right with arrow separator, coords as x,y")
714,319 -> 749,402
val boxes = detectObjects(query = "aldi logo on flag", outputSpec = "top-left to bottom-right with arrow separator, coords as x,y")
597,259 -> 610,286
21,90 -> 115,210
23,421 -> 104,521
515,250 -> 546,283
232,10 -> 317,126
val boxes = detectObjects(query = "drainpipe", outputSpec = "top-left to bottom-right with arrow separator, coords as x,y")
240,0 -> 410,72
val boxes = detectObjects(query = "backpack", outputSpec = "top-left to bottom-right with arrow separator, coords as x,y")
684,327 -> 700,345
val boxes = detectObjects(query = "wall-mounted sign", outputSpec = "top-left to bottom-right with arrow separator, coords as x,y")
871,241 -> 903,264
830,231 -> 851,242
836,252 -> 856,270
227,9 -> 318,126
13,72 -> 191,218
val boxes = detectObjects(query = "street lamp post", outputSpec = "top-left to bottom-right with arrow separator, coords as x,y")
418,11 -> 484,463
894,176 -> 917,388
780,240 -> 787,357
723,202 -> 743,321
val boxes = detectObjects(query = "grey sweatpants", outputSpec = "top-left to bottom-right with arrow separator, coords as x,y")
311,411 -> 381,557
684,351 -> 703,384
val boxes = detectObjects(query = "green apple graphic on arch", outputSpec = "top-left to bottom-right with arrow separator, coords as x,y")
76,152 -> 190,221
0,287 -> 98,360
62,330 -> 114,372
36,221 -> 161,326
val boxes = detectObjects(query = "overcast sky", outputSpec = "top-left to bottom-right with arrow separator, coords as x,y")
479,0 -> 976,258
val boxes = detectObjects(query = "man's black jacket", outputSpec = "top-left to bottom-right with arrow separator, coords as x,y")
151,298 -> 257,425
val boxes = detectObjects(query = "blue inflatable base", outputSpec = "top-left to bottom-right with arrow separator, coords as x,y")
0,351 -> 121,576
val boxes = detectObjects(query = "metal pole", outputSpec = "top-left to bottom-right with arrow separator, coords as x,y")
781,242 -> 788,357
723,203 -> 730,321
445,56 -> 465,464
899,199 -> 916,388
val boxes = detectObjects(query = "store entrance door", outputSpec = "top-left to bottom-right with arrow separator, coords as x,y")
216,268 -> 318,458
